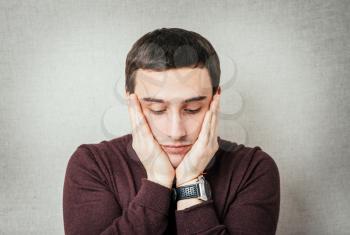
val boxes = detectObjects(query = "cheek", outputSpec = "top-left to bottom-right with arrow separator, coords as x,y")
184,112 -> 207,136
143,112 -> 168,134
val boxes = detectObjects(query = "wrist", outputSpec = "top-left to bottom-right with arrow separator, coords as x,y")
176,173 -> 206,187
176,178 -> 198,187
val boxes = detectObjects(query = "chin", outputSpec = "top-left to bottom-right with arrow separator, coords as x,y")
168,154 -> 185,168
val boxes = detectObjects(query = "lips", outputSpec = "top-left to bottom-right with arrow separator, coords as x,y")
162,144 -> 191,154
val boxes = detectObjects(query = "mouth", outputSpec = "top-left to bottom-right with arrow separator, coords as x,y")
162,144 -> 192,154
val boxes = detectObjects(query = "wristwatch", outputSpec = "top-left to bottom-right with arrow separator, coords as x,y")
172,175 -> 212,202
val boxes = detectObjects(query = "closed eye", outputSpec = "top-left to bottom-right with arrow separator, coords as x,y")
185,108 -> 202,114
150,108 -> 202,115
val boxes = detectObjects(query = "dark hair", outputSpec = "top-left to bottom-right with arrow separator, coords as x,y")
125,27 -> 220,95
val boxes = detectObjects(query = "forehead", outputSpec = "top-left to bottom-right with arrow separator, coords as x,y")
134,67 -> 212,102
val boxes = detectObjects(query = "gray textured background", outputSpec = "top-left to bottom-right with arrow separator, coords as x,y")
1,0 -> 349,234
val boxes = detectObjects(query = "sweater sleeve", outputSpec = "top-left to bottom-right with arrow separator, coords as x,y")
63,146 -> 172,235
175,150 -> 280,235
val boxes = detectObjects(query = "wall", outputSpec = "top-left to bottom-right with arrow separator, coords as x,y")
1,0 -> 349,234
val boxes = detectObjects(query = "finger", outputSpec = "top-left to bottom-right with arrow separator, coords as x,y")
127,95 -> 137,132
210,93 -> 220,131
130,94 -> 144,133
210,94 -> 220,142
128,94 -> 145,138
207,94 -> 218,130
128,94 -> 153,162
130,94 -> 151,136
210,110 -> 217,137
198,97 -> 214,142
130,94 -> 142,129
210,93 -> 219,112
210,108 -> 218,142
198,109 -> 213,145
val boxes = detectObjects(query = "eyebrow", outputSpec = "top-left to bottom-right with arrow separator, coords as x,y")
142,96 -> 207,104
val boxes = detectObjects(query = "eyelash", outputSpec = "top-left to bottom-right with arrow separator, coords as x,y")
150,108 -> 202,115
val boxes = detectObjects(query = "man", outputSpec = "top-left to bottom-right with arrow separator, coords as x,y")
63,28 -> 280,234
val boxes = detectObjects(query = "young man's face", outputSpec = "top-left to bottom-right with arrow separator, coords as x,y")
133,67 -> 214,168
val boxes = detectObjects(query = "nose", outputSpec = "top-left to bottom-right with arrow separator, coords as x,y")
167,111 -> 186,140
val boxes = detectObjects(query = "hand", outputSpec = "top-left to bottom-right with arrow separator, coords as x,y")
127,93 -> 175,189
175,90 -> 221,187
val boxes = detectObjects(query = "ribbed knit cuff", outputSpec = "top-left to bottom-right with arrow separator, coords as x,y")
134,178 -> 172,215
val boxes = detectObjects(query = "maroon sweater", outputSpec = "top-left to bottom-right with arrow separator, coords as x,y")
63,133 -> 280,234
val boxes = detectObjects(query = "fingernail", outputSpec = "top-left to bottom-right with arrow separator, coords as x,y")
128,95 -> 133,105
